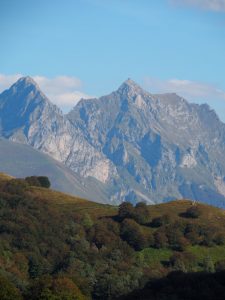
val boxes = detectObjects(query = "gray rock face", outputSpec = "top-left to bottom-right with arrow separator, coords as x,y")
1,77 -> 225,207
0,138 -> 109,203
0,77 -> 116,184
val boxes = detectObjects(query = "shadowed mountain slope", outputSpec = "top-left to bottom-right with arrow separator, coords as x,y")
0,138 -> 109,203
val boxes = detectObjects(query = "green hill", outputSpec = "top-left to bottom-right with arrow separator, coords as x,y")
0,174 -> 225,299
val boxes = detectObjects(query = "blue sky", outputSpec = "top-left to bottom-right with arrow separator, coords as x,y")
0,0 -> 225,120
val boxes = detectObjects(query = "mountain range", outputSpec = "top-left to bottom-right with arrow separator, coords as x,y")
1,76 -> 225,207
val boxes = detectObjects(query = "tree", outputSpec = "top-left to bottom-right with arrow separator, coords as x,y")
28,255 -> 44,279
52,277 -> 86,300
37,176 -> 51,188
133,202 -> 150,225
81,213 -> 93,230
118,202 -> 134,221
3,178 -> 28,195
184,206 -> 201,219
121,219 -> 147,250
202,256 -> 215,273
184,223 -> 201,245
0,275 -> 22,300
25,176 -> 41,187
151,214 -> 172,228
27,276 -> 86,300
170,252 -> 198,273
154,230 -> 168,249
215,259 -> 225,271
214,231 -> 225,245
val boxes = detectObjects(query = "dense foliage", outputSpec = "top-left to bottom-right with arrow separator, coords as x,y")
119,270 -> 225,300
0,175 -> 225,299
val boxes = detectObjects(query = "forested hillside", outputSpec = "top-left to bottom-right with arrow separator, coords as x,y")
1,173 -> 225,299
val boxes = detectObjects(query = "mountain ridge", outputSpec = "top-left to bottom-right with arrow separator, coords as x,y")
1,76 -> 225,206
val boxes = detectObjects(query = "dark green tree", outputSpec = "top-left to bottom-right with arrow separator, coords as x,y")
118,202 -> 134,221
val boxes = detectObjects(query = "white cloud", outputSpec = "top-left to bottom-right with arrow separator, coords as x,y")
143,77 -> 225,102
33,75 -> 92,110
0,73 -> 23,91
170,0 -> 225,12
0,74 -> 93,111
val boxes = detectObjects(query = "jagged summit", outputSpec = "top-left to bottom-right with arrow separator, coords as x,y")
123,78 -> 139,87
4,76 -> 47,102
2,75 -> 52,107
117,78 -> 145,96
12,76 -> 39,90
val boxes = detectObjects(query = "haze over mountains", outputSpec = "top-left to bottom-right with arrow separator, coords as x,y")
1,76 -> 225,207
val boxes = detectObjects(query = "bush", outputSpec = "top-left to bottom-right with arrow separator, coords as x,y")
215,259 -> 225,271
184,206 -> 201,219
170,252 -> 198,272
25,176 -> 41,187
3,179 -> 28,195
118,202 -> 134,221
184,223 -> 202,245
151,214 -> 172,228
88,220 -> 119,249
202,256 -> 215,273
133,202 -> 150,225
0,275 -> 22,300
27,275 -> 86,300
166,223 -> 189,251
37,176 -> 51,188
121,219 -> 147,250
214,231 -> 225,245
154,230 -> 168,249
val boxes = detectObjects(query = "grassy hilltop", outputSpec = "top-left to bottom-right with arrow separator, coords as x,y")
0,173 -> 225,299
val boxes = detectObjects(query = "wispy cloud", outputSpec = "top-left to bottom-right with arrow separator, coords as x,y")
170,0 -> 225,12
0,74 -> 92,111
0,73 -> 23,91
143,77 -> 225,102
32,75 -> 92,110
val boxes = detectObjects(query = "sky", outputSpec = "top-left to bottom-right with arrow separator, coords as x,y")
0,0 -> 225,120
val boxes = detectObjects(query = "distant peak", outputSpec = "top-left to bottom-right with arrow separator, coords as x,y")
16,76 -> 38,87
117,78 -> 144,95
7,76 -> 51,104
122,78 -> 141,88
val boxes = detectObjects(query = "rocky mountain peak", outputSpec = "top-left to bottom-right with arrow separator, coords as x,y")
117,78 -> 145,96
11,76 -> 40,93
1,76 -> 52,109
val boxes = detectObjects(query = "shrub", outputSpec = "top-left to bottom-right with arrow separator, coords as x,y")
184,206 -> 201,219
0,275 -> 22,300
88,220 -> 119,249
133,202 -> 150,225
121,219 -> 147,250
81,213 -> 93,230
202,256 -> 215,273
25,176 -> 41,187
215,259 -> 225,271
3,179 -> 28,195
184,223 -> 202,245
214,231 -> 225,245
154,230 -> 168,249
37,176 -> 51,188
118,202 -> 134,221
27,275 -> 86,300
170,252 -> 198,272
151,214 -> 172,228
